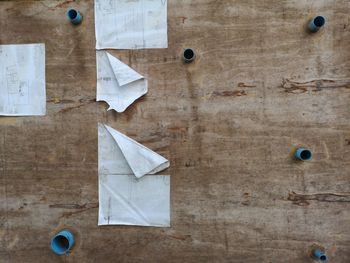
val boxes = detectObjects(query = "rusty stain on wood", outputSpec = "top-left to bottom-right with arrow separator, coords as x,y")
212,90 -> 247,97
57,203 -> 99,218
178,16 -> 187,24
281,78 -> 350,94
55,0 -> 76,8
288,192 -> 350,206
58,98 -> 96,113
168,234 -> 192,241
49,202 -> 98,209
237,82 -> 256,88
47,98 -> 75,104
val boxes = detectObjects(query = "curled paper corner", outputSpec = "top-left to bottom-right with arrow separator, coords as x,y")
105,52 -> 144,86
103,124 -> 169,178
96,51 -> 148,113
98,123 -> 170,178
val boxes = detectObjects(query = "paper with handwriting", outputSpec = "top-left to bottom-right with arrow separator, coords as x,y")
0,44 -> 45,116
95,0 -> 168,49
98,123 -> 170,227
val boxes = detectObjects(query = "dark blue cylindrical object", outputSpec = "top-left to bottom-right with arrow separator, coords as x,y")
67,9 -> 82,25
295,148 -> 312,161
308,16 -> 326,32
313,249 -> 327,261
51,230 -> 75,255
183,48 -> 196,63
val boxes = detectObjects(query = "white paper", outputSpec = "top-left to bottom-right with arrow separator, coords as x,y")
98,123 -> 169,178
0,44 -> 45,116
96,51 -> 148,112
98,173 -> 170,227
98,123 -> 170,227
95,0 -> 168,49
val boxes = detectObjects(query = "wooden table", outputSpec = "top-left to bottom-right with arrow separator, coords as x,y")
0,0 -> 349,262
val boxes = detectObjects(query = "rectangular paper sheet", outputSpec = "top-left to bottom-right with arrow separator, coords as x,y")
0,44 -> 45,116
98,174 -> 170,227
98,124 -> 170,227
95,0 -> 168,49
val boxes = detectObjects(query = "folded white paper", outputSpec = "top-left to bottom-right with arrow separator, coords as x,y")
95,0 -> 168,49
0,44 -> 45,116
98,123 -> 169,178
96,51 -> 147,112
98,173 -> 170,227
98,123 -> 170,227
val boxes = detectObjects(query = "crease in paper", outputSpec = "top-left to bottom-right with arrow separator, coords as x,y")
96,51 -> 147,112
99,177 -> 150,225
98,173 -> 170,226
0,43 -> 46,116
98,123 -> 169,178
94,0 -> 168,49
98,123 -> 170,227
106,52 -> 143,86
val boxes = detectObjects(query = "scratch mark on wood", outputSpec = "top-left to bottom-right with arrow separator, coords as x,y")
178,16 -> 187,23
241,192 -> 251,206
49,202 -> 98,209
168,234 -> 192,241
55,0 -> 75,8
322,141 -> 330,159
237,82 -> 256,88
47,98 -> 75,104
65,44 -> 78,58
224,230 -> 228,251
50,202 -> 98,218
59,98 -> 96,113
167,126 -> 188,133
39,0 -> 75,10
288,191 -> 350,206
281,79 -> 350,94
212,90 -> 247,97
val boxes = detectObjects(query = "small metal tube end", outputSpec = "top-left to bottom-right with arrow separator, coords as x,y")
51,230 -> 75,255
313,249 -> 327,261
183,48 -> 196,63
295,148 -> 312,161
67,9 -> 82,25
308,16 -> 326,32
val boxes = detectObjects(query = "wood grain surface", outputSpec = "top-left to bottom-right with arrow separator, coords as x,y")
0,0 -> 349,262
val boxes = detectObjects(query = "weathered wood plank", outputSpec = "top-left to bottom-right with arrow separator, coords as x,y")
0,0 -> 349,262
